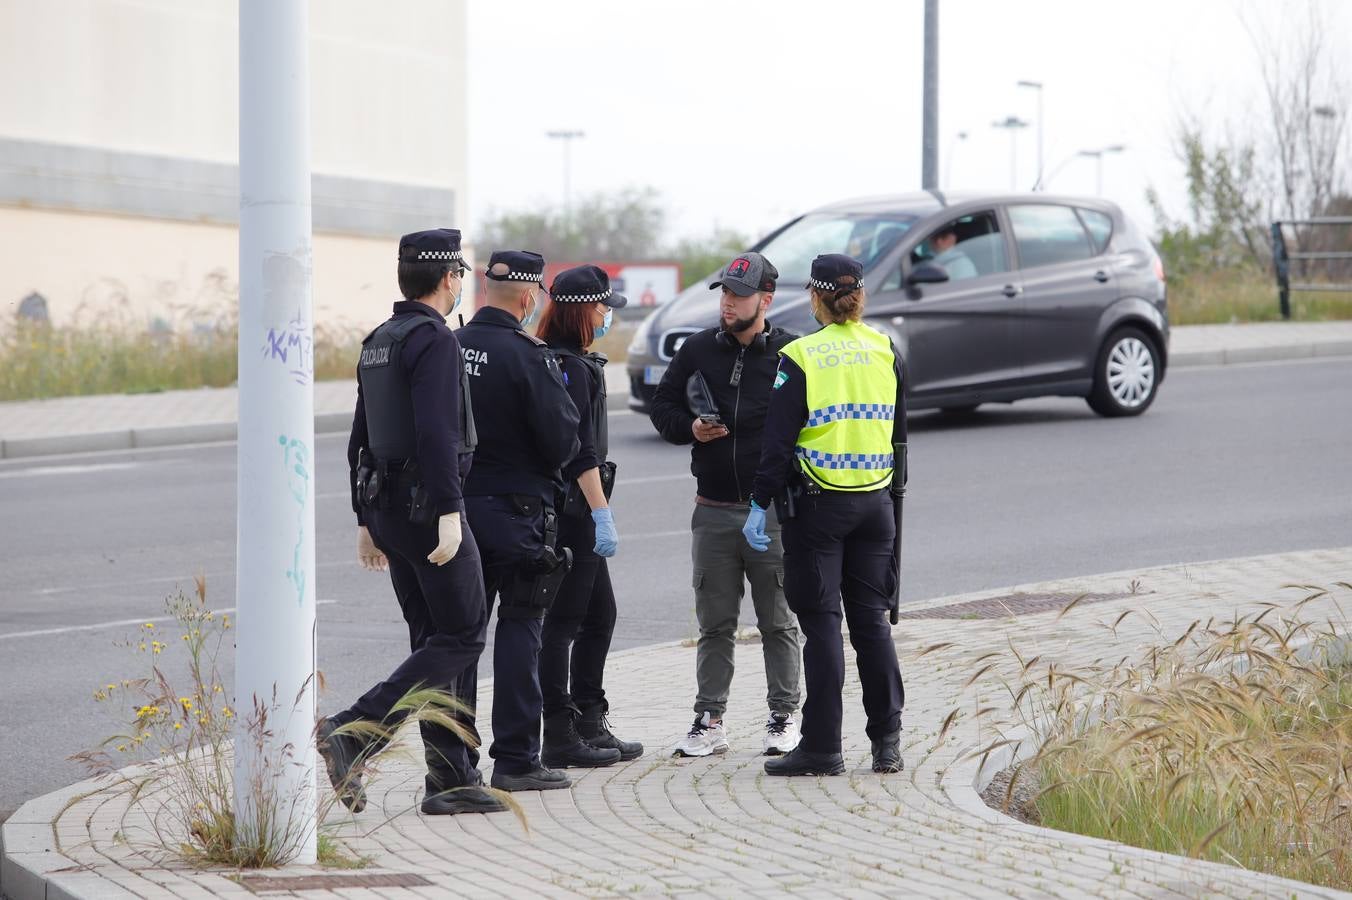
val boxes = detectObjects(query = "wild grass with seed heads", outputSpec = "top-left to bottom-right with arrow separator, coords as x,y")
984,583 -> 1352,890
73,577 -> 524,868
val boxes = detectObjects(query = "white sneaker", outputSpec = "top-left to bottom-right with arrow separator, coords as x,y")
671,712 -> 729,757
763,711 -> 801,756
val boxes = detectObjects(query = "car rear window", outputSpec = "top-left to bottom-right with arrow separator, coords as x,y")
1009,204 -> 1092,268
1077,208 -> 1114,254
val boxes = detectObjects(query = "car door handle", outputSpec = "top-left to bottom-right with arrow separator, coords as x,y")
1093,270 -> 1110,283
1001,284 -> 1021,298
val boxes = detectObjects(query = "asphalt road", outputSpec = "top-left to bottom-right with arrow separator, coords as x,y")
2,357 -> 1350,823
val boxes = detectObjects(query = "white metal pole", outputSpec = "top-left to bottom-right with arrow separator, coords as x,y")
236,0 -> 317,865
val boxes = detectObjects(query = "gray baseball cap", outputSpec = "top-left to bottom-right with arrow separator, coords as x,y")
709,252 -> 778,297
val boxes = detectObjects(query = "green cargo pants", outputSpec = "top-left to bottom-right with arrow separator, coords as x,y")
690,503 -> 802,718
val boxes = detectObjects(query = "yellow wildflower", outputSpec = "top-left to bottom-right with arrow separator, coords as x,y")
173,722 -> 183,730
142,623 -> 155,630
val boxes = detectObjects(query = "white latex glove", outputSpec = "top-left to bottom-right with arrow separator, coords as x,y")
426,512 -> 463,566
357,526 -> 388,572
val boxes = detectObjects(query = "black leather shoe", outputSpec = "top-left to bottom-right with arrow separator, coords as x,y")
763,746 -> 845,777
542,710 -> 622,768
576,703 -> 644,761
490,765 -> 572,792
421,784 -> 510,815
871,732 -> 904,773
316,717 -> 367,812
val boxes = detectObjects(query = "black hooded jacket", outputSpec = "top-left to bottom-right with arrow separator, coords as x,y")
648,322 -> 797,503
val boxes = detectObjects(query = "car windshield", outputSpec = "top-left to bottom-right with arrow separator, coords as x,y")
756,213 -> 918,285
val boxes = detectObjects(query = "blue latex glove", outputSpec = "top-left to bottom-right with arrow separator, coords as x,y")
742,501 -> 771,552
592,507 -> 619,558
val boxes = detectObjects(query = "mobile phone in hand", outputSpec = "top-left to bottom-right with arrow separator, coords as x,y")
698,414 -> 723,427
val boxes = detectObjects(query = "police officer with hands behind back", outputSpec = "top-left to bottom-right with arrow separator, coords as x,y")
319,228 -> 507,817
745,253 -> 908,777
457,251 -> 618,793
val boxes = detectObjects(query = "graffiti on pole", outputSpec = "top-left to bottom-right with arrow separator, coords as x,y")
279,433 -> 311,607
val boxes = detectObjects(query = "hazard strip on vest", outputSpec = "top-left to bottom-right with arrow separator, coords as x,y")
795,447 -> 895,470
805,402 -> 897,428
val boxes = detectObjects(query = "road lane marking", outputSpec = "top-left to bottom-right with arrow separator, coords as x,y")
0,600 -> 337,641
0,462 -> 142,480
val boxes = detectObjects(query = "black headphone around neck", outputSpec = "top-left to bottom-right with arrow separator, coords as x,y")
716,327 -> 768,353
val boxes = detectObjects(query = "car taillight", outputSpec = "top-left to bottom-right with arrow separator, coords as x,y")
1153,254 -> 1166,283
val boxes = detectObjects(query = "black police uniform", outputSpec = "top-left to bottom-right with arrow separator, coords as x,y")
539,265 -> 642,764
333,229 -> 488,798
456,251 -> 582,780
750,254 -> 907,775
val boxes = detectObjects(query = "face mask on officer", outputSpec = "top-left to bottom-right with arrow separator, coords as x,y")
594,307 -> 613,340
521,287 -> 540,327
448,270 -> 464,312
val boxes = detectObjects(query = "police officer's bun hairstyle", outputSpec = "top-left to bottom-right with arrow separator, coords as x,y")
812,276 -> 866,324
535,292 -> 596,349
397,260 -> 456,302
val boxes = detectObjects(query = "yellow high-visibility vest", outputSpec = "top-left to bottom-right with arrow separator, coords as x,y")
779,320 -> 897,491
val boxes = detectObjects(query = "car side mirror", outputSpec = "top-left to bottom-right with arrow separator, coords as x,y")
907,263 -> 949,285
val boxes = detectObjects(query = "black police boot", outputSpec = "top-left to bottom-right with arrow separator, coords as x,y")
576,703 -> 644,761
871,732 -> 904,773
490,765 -> 573,792
763,745 -> 846,777
541,709 -> 622,769
421,771 -> 510,816
316,717 -> 367,813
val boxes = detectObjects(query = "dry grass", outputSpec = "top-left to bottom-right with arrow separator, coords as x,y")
73,578 -> 520,868
988,584 -> 1352,890
0,304 -> 362,401
1168,268 -> 1352,324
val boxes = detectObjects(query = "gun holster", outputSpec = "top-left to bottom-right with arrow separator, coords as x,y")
356,449 -> 384,508
499,546 -> 574,619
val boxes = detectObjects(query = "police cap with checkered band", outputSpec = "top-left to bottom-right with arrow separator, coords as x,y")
398,228 -> 464,266
549,264 -> 628,308
484,250 -> 546,283
807,253 -> 864,292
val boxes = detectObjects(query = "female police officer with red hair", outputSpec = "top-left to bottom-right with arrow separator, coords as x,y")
743,253 -> 907,776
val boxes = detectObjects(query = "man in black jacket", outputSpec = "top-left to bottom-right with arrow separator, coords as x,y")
649,252 -> 803,758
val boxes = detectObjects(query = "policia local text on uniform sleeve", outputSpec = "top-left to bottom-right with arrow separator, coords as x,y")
744,252 -> 909,778
319,228 -> 509,818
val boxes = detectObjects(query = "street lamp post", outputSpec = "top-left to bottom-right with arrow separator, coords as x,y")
921,0 -> 939,190
1078,144 -> 1125,196
991,116 -> 1030,191
1017,80 -> 1043,189
546,129 -> 585,228
237,0 -> 317,864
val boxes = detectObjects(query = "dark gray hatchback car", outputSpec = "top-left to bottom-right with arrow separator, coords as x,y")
626,191 -> 1169,418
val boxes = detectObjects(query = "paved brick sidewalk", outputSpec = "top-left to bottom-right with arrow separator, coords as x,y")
3,321 -> 1351,458
5,547 -> 1350,898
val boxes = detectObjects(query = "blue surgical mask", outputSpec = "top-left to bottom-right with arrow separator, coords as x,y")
593,308 -> 613,340
521,294 -> 538,327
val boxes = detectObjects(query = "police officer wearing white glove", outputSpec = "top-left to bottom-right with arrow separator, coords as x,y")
319,229 -> 506,817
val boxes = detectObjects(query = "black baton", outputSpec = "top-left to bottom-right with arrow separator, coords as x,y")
889,442 -> 908,625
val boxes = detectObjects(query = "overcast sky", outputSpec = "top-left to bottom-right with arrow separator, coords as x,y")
465,0 -> 1349,244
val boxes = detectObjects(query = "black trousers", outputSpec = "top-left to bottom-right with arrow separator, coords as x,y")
541,512 -> 616,718
340,502 -> 488,793
465,494 -> 553,776
781,488 -> 904,754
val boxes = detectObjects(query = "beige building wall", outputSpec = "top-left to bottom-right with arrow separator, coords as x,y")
0,0 -> 468,330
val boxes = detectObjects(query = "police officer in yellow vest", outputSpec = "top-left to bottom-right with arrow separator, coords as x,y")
744,253 -> 907,776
